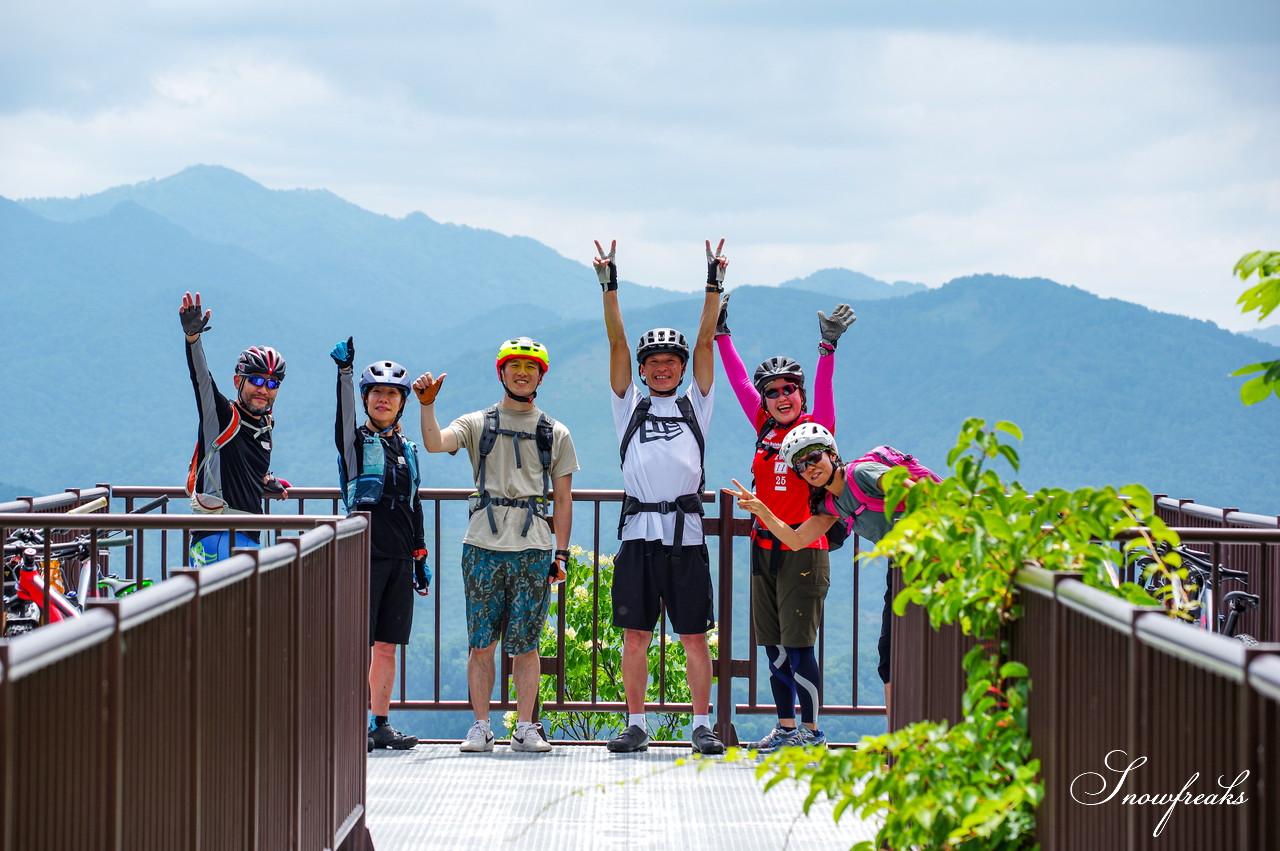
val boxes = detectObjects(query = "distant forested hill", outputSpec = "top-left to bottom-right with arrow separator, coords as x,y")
3,167 -> 1277,516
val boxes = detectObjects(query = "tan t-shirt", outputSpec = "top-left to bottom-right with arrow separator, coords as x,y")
448,405 -> 579,552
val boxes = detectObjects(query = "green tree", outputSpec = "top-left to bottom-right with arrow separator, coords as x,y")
754,418 -> 1183,850
1230,250 -> 1280,404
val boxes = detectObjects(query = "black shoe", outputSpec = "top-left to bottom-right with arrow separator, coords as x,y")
367,735 -> 374,753
691,725 -> 724,755
370,723 -> 419,750
607,725 -> 650,753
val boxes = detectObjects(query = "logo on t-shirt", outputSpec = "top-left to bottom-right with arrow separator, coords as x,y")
639,419 -> 685,443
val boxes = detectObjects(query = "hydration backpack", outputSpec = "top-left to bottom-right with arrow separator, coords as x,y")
472,405 -> 556,537
822,445 -> 942,549
185,408 -> 272,514
617,394 -> 706,552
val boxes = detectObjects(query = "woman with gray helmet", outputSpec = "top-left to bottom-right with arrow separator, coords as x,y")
331,336 -> 429,751
715,296 -> 855,752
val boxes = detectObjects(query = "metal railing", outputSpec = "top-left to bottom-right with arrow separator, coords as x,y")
890,516 -> 1280,849
0,511 -> 371,851
103,485 -> 890,746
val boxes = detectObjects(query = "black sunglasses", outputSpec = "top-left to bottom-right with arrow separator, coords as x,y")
791,449 -> 827,474
245,374 -> 283,390
763,382 -> 800,400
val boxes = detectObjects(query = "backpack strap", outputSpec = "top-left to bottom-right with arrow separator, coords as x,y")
473,405 -> 554,537
186,405 -> 244,511
617,394 -> 706,552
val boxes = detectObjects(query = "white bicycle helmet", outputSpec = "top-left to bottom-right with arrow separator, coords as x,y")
779,423 -> 839,469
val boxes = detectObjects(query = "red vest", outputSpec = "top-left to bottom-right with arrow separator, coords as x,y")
750,412 -> 829,551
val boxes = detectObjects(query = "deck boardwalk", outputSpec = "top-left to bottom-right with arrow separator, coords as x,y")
366,742 -> 878,850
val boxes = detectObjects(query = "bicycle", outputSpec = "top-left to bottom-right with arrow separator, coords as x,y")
2,495 -> 166,636
1132,544 -> 1262,645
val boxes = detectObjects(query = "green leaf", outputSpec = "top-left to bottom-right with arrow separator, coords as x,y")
999,661 -> 1029,679
993,420 -> 1023,440
1230,362 -> 1267,377
1240,375 -> 1271,405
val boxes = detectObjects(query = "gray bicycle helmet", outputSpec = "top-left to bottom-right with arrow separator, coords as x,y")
753,356 -> 805,394
360,361 -> 412,395
236,346 -> 286,379
636,328 -> 689,363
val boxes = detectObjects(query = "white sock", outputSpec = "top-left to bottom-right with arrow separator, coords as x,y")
516,720 -> 536,733
474,718 -> 491,731
628,713 -> 647,731
692,714 -> 710,732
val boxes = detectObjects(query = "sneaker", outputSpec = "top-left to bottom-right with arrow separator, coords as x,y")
460,721 -> 495,753
786,726 -> 826,748
369,723 -> 418,750
691,725 -> 725,755
510,724 -> 552,753
606,724 -> 650,753
750,724 -> 799,754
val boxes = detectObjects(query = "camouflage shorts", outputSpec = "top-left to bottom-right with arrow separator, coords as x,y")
461,545 -> 552,655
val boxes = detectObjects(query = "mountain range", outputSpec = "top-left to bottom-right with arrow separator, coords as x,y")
3,165 -> 1277,517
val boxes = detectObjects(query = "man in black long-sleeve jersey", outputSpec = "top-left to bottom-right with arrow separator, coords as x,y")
179,291 -> 289,567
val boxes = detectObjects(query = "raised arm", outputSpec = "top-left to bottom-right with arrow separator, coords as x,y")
812,304 -> 855,430
330,337 -> 360,479
714,294 -> 760,420
595,239 -> 632,398
692,239 -> 727,395
412,373 -> 459,454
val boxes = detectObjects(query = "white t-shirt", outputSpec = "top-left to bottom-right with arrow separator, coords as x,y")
611,383 -> 714,545
449,405 -> 579,552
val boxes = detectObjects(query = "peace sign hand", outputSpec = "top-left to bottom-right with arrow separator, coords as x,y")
705,239 -> 728,290
593,239 -> 618,292
723,479 -> 763,516
180,291 -> 212,337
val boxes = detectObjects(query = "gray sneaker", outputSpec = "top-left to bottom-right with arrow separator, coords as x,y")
607,724 -> 650,753
751,724 -> 798,754
785,726 -> 826,748
460,721 -> 495,753
510,724 -> 552,753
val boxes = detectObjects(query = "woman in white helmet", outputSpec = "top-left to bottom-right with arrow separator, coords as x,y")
714,296 -> 854,752
725,423 -> 926,718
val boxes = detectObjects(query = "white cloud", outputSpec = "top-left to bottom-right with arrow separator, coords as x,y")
1,5 -> 1277,330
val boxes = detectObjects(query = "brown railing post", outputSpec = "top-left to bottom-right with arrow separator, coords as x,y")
714,489 -> 738,746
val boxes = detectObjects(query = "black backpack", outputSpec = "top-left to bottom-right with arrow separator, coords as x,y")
472,405 -> 555,537
616,394 -> 706,552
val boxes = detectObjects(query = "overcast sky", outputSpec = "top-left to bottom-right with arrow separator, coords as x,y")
3,1 -> 1277,330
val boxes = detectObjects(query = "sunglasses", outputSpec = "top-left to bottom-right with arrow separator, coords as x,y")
245,375 -> 283,390
763,382 -> 800,400
791,448 -> 828,474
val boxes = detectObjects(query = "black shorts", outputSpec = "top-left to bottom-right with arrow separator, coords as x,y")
611,539 -> 715,636
370,556 -> 415,646
750,544 -> 830,647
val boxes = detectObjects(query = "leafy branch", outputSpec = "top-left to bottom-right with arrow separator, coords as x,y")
1230,249 -> 1280,405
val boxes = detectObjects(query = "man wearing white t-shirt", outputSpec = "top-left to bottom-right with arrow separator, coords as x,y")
593,238 -> 728,756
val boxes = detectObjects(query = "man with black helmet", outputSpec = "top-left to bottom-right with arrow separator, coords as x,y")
592,239 -> 727,755
179,291 -> 289,567
331,337 -> 429,751
413,337 -> 578,754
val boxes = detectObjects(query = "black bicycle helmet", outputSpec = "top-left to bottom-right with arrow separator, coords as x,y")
236,346 -> 286,379
753,356 -> 804,394
636,328 -> 689,363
